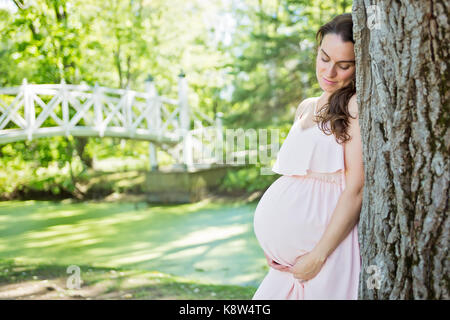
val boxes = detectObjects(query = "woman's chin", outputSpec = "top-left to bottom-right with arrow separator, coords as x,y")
320,86 -> 336,93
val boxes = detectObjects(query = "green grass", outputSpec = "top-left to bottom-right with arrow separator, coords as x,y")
0,259 -> 256,299
0,198 -> 268,298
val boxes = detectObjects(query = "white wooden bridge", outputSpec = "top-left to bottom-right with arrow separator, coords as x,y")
0,75 -> 226,170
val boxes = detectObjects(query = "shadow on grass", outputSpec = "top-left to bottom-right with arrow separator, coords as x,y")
0,200 -> 268,287
0,259 -> 256,300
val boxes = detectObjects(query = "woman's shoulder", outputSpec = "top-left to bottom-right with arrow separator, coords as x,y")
298,96 -> 319,107
348,94 -> 358,118
294,96 -> 319,121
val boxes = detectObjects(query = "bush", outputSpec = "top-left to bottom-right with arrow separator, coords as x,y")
218,165 -> 279,194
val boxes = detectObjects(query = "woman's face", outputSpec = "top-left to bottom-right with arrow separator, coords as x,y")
316,33 -> 355,93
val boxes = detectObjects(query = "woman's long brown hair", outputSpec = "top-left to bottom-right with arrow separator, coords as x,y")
314,13 -> 356,145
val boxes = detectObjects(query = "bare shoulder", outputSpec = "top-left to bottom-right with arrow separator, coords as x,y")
295,97 -> 317,121
348,94 -> 359,118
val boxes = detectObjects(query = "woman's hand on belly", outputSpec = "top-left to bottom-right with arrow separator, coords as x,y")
264,252 -> 290,272
289,251 -> 327,281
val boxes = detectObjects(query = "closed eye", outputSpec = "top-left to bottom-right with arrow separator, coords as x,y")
321,58 -> 350,70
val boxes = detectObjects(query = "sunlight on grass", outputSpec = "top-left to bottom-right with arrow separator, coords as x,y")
164,245 -> 210,261
29,209 -> 86,220
0,200 -> 36,208
77,239 -> 102,246
26,224 -> 92,240
0,259 -> 256,299
112,252 -> 163,265
168,225 -> 250,247
0,200 -> 266,286
24,233 -> 93,248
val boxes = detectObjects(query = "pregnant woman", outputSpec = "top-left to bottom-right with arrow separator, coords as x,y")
253,13 -> 364,300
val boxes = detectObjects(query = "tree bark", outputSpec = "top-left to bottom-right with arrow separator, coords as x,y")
352,0 -> 449,299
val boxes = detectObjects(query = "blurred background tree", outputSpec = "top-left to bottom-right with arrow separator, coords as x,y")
0,0 -> 352,198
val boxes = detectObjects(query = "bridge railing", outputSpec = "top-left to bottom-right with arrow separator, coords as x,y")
0,79 -> 186,143
0,77 -> 278,172
0,76 -> 226,169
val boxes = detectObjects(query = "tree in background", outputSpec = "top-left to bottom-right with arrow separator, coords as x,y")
0,0 -> 235,194
227,0 -> 352,128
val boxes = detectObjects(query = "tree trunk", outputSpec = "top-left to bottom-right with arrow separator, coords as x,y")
352,1 -> 449,299
74,137 -> 93,169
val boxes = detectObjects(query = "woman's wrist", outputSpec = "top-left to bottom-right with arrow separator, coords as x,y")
311,247 -> 328,263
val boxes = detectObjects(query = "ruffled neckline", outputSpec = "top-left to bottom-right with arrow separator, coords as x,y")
271,95 -> 345,180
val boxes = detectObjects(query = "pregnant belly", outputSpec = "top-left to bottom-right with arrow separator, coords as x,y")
253,176 -> 330,266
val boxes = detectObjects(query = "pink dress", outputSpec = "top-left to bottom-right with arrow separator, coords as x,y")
252,96 -> 361,300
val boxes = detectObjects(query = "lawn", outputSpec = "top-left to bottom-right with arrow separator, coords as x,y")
0,198 -> 268,299
0,259 -> 256,299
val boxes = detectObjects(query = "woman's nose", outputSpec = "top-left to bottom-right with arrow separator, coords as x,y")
325,65 -> 337,78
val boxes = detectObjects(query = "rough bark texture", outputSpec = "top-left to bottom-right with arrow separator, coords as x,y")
352,1 -> 449,299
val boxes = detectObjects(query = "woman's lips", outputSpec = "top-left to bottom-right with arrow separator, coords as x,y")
323,77 -> 336,84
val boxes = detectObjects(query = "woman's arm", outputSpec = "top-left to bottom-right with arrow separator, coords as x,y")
311,94 -> 364,262
290,95 -> 364,281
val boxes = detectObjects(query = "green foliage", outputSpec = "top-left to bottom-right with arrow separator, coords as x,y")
0,138 -> 86,197
227,0 -> 352,127
0,0 -> 353,196
219,165 -> 279,194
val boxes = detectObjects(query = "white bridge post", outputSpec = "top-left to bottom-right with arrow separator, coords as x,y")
60,78 -> 69,137
93,82 -> 104,137
23,78 -> 35,141
178,72 -> 193,170
215,112 -> 224,164
145,75 -> 159,171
